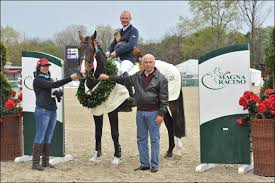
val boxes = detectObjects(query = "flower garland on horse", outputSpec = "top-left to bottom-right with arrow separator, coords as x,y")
76,57 -> 118,109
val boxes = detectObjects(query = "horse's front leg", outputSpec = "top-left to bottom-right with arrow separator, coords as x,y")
108,109 -> 121,165
90,115 -> 103,161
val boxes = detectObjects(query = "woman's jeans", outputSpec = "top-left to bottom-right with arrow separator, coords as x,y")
136,111 -> 160,168
33,108 -> 57,144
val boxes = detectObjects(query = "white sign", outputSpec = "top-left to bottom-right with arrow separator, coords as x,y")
199,49 -> 250,125
22,54 -> 64,123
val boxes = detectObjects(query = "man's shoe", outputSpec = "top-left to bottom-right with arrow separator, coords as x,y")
151,166 -> 158,173
134,166 -> 150,171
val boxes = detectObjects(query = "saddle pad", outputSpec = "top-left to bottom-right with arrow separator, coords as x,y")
86,81 -> 129,116
86,60 -> 181,115
129,60 -> 181,101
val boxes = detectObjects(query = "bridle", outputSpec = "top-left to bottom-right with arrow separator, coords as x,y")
79,40 -> 97,65
79,38 -> 106,81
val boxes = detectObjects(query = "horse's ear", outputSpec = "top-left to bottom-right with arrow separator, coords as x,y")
79,31 -> 84,42
91,30 -> 97,40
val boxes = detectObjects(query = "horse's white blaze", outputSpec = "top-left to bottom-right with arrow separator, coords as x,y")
93,57 -> 97,76
80,55 -> 86,77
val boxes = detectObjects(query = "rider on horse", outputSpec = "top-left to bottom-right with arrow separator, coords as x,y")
106,10 -> 139,109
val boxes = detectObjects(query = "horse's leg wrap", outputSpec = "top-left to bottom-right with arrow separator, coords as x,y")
174,137 -> 183,156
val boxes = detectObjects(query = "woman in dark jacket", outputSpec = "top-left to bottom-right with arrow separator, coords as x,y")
32,58 -> 79,171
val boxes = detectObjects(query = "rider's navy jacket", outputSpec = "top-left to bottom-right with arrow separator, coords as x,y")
108,24 -> 139,64
33,72 -> 72,111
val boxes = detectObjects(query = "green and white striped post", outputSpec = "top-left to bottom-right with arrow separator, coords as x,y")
196,44 -> 253,174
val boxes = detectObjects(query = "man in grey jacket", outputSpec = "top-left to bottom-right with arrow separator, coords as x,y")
99,54 -> 168,173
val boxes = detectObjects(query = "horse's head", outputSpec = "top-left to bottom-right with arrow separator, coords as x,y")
78,31 -> 106,79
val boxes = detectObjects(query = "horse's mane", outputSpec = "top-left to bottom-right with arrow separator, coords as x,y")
95,41 -> 107,59
83,36 -> 106,58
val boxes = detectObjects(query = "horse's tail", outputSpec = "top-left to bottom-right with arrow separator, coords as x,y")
178,89 -> 186,137
170,89 -> 186,138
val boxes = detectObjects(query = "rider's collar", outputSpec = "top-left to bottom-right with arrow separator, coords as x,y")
122,24 -> 131,31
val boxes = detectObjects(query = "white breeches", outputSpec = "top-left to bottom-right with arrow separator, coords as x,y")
119,60 -> 134,75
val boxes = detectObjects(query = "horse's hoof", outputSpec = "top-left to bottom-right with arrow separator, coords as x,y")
111,157 -> 121,165
97,151 -> 102,157
164,151 -> 173,159
90,151 -> 99,161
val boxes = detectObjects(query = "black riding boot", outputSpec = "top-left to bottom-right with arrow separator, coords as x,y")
122,72 -> 136,108
42,143 -> 55,168
117,72 -> 135,112
32,143 -> 44,171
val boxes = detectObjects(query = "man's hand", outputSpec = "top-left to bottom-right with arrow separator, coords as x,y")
110,51 -> 117,58
155,115 -> 164,125
98,74 -> 110,80
70,73 -> 80,81
105,51 -> 110,57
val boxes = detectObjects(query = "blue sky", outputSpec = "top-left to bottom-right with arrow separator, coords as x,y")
1,1 -> 274,42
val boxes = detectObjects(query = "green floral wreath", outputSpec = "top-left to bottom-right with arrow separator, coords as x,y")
76,58 -> 118,108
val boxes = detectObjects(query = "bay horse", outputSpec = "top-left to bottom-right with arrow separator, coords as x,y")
77,31 -> 186,164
